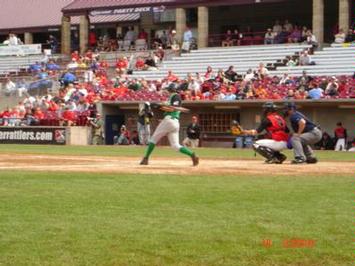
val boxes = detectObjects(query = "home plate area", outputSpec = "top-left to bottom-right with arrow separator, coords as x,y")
0,154 -> 353,176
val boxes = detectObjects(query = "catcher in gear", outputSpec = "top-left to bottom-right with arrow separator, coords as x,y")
140,84 -> 199,166
243,102 -> 290,164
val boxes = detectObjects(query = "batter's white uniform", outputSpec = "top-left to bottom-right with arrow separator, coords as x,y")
150,116 -> 182,151
149,92 -> 182,151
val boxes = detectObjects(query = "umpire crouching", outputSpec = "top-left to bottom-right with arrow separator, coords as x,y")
284,103 -> 322,164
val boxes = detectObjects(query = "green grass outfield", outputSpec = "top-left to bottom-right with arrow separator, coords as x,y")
0,145 -> 354,265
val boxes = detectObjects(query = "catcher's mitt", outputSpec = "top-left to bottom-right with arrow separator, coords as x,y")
231,120 -> 244,136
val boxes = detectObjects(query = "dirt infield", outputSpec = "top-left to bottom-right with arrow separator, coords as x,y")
0,153 -> 353,176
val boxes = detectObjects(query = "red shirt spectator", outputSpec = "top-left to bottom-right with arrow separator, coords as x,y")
138,29 -> 148,41
71,51 -> 80,62
135,58 -> 145,70
89,32 -> 97,47
166,70 -> 178,82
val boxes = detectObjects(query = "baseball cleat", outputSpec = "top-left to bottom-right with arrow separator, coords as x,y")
291,157 -> 307,164
306,157 -> 318,164
191,154 -> 199,166
274,153 -> 287,164
140,157 -> 149,165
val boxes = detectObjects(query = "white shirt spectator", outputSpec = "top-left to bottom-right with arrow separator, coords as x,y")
4,79 -> 16,95
9,34 -> 18,46
188,80 -> 201,94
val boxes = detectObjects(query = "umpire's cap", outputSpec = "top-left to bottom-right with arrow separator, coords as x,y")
262,102 -> 277,112
284,102 -> 297,110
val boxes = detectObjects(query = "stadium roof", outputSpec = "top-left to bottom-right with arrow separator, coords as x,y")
63,0 -> 286,15
0,0 -> 139,32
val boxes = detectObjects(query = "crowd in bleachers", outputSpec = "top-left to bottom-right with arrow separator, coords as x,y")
0,38 -> 355,127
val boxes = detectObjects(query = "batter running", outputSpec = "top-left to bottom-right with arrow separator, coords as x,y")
140,85 -> 199,166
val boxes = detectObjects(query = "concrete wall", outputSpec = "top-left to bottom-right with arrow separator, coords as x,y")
67,126 -> 91,145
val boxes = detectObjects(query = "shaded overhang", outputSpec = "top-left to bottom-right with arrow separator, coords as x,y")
63,0 -> 289,16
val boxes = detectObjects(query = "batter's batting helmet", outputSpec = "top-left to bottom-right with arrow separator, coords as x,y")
166,83 -> 178,93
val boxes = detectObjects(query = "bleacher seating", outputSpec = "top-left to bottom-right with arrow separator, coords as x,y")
272,43 -> 355,76
128,44 -> 311,80
0,55 -> 44,75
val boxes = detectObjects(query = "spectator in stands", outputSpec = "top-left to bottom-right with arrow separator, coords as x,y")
135,57 -> 146,70
273,20 -> 282,34
288,26 -> 302,43
299,50 -> 314,66
264,28 -> 275,44
232,29 -> 242,46
61,70 -> 77,86
46,60 -> 60,72
204,66 -> 215,80
225,66 -> 238,82
160,31 -> 169,48
345,29 -> 355,43
334,122 -> 347,151
144,54 -> 158,70
334,29 -> 346,44
154,46 -> 165,63
116,56 -> 129,74
124,27 -> 137,50
169,30 -> 180,54
222,30 -> 234,47
279,73 -> 292,85
67,59 -> 79,70
283,20 -> 293,32
16,79 -> 28,97
89,31 -> 97,49
257,63 -> 269,79
29,61 -> 42,73
138,29 -> 148,42
244,69 -> 255,82
305,30 -> 318,47
285,55 -> 297,66
166,70 -> 179,82
4,78 -> 16,96
47,35 -> 58,54
307,83 -> 324,99
8,33 -> 19,46
300,26 -> 308,42
325,77 -> 339,96
182,27 -> 193,52
274,27 -> 289,44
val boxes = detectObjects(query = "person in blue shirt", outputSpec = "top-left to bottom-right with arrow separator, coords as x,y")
61,71 -> 77,86
46,60 -> 60,71
307,84 -> 324,99
284,102 -> 322,164
29,62 -> 42,73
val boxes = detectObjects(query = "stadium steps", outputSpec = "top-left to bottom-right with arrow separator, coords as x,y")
129,44 -> 311,80
273,44 -> 355,76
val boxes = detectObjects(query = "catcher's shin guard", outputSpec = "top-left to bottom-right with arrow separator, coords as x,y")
253,144 -> 276,161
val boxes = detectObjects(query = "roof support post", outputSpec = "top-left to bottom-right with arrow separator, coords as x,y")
176,8 -> 186,44
24,32 -> 33,44
312,0 -> 324,44
198,6 -> 209,48
61,15 -> 71,54
80,15 -> 89,54
339,0 -> 350,32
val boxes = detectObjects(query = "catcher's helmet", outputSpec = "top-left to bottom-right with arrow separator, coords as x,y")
262,102 -> 277,113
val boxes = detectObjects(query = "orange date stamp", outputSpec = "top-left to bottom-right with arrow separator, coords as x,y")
262,239 -> 316,249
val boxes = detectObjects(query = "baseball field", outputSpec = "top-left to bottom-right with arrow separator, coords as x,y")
0,145 -> 353,266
